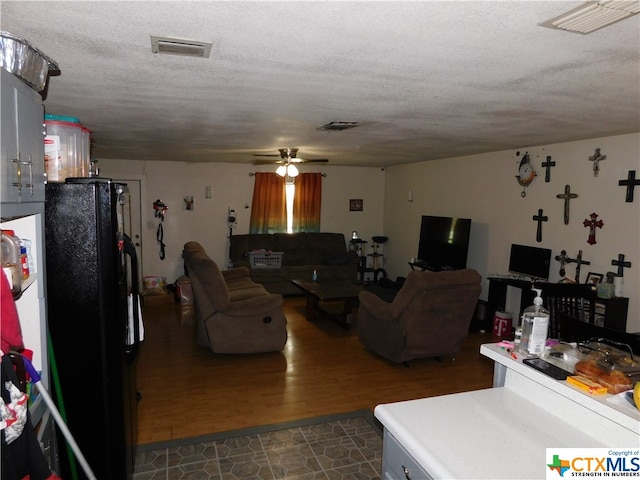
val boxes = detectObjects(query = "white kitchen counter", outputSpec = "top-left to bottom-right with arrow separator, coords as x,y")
374,343 -> 640,479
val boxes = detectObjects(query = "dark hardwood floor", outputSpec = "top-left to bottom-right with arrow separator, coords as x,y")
135,296 -> 497,445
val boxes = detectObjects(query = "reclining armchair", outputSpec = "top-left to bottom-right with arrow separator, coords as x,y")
357,269 -> 482,364
183,242 -> 287,354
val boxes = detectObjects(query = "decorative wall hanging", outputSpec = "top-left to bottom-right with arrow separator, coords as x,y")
588,148 -> 606,177
556,185 -> 578,225
184,196 -> 194,211
532,209 -> 548,243
515,151 -> 536,197
152,199 -> 168,260
566,250 -> 590,284
611,253 -> 631,277
555,249 -> 570,277
618,170 -> 640,202
541,155 -> 555,182
583,212 -> 603,245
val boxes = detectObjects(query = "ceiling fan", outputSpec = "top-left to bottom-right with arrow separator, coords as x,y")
253,148 -> 329,165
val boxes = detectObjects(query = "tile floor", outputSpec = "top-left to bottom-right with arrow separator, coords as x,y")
133,415 -> 382,480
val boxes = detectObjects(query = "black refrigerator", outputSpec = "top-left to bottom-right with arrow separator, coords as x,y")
45,179 -> 141,480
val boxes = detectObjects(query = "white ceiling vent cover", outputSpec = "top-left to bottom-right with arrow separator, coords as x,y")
150,35 -> 213,58
540,1 -> 640,34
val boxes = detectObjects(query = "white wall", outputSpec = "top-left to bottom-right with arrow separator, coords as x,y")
98,160 -> 385,284
383,133 -> 640,332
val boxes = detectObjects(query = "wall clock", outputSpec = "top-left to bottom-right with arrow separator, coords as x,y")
516,152 -> 536,197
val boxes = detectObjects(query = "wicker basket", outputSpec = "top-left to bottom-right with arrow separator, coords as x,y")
247,251 -> 283,269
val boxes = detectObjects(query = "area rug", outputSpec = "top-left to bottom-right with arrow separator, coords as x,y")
133,409 -> 383,480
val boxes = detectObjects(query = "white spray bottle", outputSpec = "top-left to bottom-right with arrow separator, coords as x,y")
520,288 -> 549,356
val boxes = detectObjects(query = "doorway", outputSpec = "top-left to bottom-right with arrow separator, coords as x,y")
113,177 -> 144,281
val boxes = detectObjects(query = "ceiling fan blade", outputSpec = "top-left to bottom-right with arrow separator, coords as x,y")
253,159 -> 284,165
300,158 -> 329,163
253,154 -> 281,157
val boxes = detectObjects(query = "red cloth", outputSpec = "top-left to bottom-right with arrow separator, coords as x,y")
1,269 -> 23,353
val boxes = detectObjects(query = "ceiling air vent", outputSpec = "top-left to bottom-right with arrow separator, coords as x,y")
150,35 -> 213,58
318,121 -> 360,131
539,1 -> 640,34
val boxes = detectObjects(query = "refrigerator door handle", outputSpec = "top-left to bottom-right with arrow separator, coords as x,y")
123,233 -> 141,353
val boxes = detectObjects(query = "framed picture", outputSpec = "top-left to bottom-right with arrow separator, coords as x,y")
586,272 -> 603,285
349,199 -> 363,211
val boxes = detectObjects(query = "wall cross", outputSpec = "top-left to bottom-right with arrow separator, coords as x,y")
566,250 -> 590,284
556,184 -> 578,225
541,156 -> 555,182
618,170 -> 640,202
611,254 -> 631,277
532,209 -> 548,243
583,212 -> 603,245
555,249 -> 570,277
588,148 -> 606,177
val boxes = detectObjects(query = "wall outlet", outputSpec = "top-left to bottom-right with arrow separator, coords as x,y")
205,186 -> 212,198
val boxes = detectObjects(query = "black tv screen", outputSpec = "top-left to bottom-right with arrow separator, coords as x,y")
508,244 -> 552,280
417,215 -> 471,271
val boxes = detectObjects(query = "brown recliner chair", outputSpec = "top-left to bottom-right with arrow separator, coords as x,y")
357,269 -> 482,364
183,242 -> 287,354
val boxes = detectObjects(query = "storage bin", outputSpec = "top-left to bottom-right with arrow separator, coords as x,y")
248,251 -> 283,269
44,114 -> 83,182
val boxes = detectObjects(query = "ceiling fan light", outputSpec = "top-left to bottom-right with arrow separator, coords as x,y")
287,164 -> 299,177
276,165 -> 287,177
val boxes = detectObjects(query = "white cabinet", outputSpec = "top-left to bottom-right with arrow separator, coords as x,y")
1,69 -> 46,204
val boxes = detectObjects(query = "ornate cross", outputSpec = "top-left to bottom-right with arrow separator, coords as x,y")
541,155 -> 555,183
532,209 -> 548,243
556,185 -> 578,225
611,254 -> 631,277
588,148 -> 606,177
555,249 -> 570,277
566,250 -> 590,284
618,170 -> 640,202
583,212 -> 603,245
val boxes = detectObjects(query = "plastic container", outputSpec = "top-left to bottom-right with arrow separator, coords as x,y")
574,341 -> 640,394
520,288 -> 549,356
1,230 -> 22,294
44,114 -> 84,182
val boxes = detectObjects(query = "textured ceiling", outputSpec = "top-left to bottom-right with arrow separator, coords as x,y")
1,1 -> 639,167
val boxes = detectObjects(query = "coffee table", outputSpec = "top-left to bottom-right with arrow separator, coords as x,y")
291,279 -> 363,329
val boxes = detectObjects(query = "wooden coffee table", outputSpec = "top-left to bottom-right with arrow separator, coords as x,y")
291,279 -> 363,329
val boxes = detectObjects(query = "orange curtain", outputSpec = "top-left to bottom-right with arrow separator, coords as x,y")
292,172 -> 322,232
249,172 -> 286,233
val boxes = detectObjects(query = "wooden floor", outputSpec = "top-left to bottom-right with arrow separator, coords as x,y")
135,296 -> 497,445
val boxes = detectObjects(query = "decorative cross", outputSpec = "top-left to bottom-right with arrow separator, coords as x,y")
556,184 -> 578,225
611,254 -> 631,277
583,212 -> 603,245
541,156 -> 555,183
588,148 -> 606,177
566,250 -> 590,284
555,249 -> 570,277
618,170 -> 640,202
532,209 -> 548,243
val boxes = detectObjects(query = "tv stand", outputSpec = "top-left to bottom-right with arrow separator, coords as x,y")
486,277 -> 536,332
487,277 -> 630,334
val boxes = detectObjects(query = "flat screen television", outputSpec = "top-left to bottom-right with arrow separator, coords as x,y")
508,244 -> 552,280
416,215 -> 472,271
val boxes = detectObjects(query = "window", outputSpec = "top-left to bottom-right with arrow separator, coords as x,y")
249,172 -> 322,234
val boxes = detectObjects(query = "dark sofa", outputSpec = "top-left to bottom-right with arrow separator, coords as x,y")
229,232 -> 359,295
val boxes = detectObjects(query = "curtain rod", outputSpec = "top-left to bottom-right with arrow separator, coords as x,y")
249,172 -> 327,177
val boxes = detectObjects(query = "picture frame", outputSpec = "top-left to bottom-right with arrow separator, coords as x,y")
349,199 -> 363,212
586,272 -> 603,285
